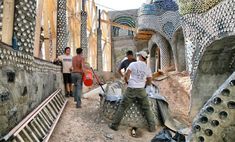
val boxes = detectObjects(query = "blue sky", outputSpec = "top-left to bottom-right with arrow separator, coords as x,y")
94,0 -> 146,11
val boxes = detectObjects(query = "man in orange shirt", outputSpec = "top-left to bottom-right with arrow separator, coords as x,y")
71,48 -> 85,108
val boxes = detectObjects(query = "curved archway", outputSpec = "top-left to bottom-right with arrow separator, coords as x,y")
171,27 -> 186,72
150,44 -> 161,72
190,36 -> 235,118
148,33 -> 175,73
112,16 -> 135,37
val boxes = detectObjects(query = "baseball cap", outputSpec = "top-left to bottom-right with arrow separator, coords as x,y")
136,51 -> 148,59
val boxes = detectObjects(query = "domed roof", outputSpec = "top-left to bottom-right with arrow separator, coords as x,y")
152,0 -> 178,12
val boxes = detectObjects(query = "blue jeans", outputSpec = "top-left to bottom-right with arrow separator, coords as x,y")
72,73 -> 83,107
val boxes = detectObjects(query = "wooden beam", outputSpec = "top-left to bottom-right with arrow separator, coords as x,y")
48,0 -> 56,38
2,0 -> 15,45
33,0 -> 44,57
101,19 -> 135,31
43,0 -> 50,61
51,10 -> 57,60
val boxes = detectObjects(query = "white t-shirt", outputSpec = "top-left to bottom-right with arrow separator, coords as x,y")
127,61 -> 152,88
58,54 -> 72,73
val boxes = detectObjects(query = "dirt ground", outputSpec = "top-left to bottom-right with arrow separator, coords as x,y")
49,72 -> 191,142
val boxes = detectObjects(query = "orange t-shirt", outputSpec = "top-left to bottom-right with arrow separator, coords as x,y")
72,55 -> 84,73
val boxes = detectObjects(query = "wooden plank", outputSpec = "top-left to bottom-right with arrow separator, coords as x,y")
2,0 -> 15,45
101,19 -> 135,31
33,0 -> 44,58
43,0 -> 50,61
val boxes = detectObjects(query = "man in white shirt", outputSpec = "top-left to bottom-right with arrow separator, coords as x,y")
109,51 -> 156,132
57,47 -> 73,97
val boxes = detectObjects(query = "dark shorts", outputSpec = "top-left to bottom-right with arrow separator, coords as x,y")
63,73 -> 72,84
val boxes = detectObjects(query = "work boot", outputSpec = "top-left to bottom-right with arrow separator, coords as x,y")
76,103 -> 82,108
69,91 -> 73,97
108,123 -> 118,131
148,125 -> 156,132
65,92 -> 70,97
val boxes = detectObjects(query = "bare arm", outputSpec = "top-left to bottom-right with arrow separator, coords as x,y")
146,77 -> 152,86
81,58 -> 86,73
124,69 -> 131,84
118,69 -> 124,77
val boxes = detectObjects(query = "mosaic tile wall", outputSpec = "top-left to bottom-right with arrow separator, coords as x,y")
148,34 -> 171,71
138,9 -> 181,40
139,0 -> 178,16
138,1 -> 181,71
80,11 -> 88,57
138,0 -> 180,40
178,0 -> 224,15
0,43 -> 62,136
181,0 -> 235,80
56,0 -> 68,56
13,0 -> 37,56
0,44 -> 61,73
189,72 -> 235,142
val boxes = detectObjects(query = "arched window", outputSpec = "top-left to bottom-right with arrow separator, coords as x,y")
112,16 -> 135,37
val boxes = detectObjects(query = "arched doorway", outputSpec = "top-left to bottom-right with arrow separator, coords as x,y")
150,44 -> 161,72
172,27 -> 186,72
190,35 -> 235,118
149,34 -> 175,73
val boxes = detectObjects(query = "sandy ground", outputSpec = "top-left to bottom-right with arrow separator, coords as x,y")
49,72 -> 191,142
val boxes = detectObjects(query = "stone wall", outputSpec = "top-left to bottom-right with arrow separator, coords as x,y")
0,43 -> 64,137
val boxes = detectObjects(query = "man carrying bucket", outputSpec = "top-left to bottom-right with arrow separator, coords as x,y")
71,48 -> 85,108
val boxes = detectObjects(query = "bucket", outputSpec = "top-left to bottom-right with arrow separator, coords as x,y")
83,69 -> 93,86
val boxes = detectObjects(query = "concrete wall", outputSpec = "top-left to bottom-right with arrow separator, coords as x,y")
190,36 -> 235,118
180,0 -> 235,118
0,45 -> 64,137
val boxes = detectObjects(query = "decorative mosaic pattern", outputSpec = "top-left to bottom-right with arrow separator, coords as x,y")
112,16 -> 135,37
103,99 -> 159,127
138,4 -> 157,15
80,11 -> 88,56
13,0 -> 37,56
153,0 -> 178,13
0,45 -> 61,73
178,0 -> 224,15
148,34 -> 171,71
181,0 -> 235,80
101,82 -> 160,127
137,1 -> 181,72
139,0 -> 178,17
189,72 -> 235,142
56,0 -> 68,56
138,11 -> 181,40
163,22 -> 175,38
33,58 -> 61,73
